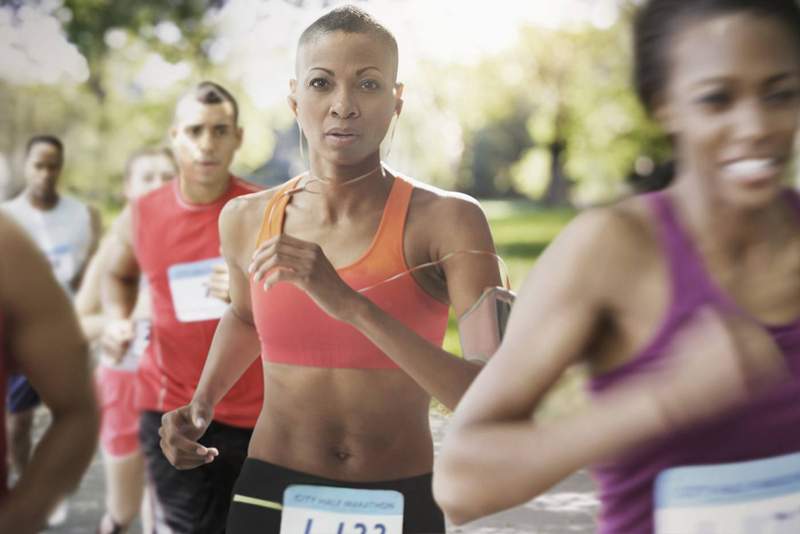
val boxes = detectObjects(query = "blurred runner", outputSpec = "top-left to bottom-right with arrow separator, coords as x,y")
1,134 -> 100,526
75,147 -> 175,534
0,211 -> 98,533
434,2 -> 800,533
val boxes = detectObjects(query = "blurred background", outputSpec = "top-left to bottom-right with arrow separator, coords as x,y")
0,0 -> 675,212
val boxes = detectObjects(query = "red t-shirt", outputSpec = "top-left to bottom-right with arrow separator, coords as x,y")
133,177 -> 263,428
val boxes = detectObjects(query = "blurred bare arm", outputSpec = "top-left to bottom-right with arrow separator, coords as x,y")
101,207 -> 140,359
0,214 -> 99,533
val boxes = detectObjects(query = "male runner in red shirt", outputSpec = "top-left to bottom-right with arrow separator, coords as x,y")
103,81 -> 263,533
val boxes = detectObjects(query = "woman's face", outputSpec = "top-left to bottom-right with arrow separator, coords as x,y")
290,31 -> 402,168
659,12 -> 800,209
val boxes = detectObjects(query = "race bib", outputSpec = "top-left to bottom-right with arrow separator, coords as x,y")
655,452 -> 800,534
46,242 -> 78,289
167,258 -> 228,322
280,485 -> 404,534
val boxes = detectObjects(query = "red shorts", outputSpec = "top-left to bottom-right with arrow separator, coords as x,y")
96,366 -> 140,459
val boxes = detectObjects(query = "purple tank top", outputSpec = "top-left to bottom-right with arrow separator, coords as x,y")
589,190 -> 800,533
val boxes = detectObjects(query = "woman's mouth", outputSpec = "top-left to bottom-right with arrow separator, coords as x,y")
721,157 -> 784,187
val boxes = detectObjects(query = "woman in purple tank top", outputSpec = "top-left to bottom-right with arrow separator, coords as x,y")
434,1 -> 800,532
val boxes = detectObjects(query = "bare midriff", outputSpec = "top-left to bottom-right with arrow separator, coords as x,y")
248,363 -> 434,481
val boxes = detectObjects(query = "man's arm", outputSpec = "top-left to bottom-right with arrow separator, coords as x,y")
70,204 -> 102,293
0,214 -> 98,533
100,206 -> 140,358
74,234 -> 114,341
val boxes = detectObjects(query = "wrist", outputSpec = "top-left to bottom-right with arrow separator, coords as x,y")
190,392 -> 216,414
345,292 -> 373,326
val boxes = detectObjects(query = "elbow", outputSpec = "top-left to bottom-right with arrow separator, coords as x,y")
432,442 -> 485,525
441,363 -> 484,412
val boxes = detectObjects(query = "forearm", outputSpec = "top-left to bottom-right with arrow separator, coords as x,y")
349,297 -> 480,411
2,400 -> 98,530
192,307 -> 261,409
102,273 -> 138,320
435,384 -> 667,524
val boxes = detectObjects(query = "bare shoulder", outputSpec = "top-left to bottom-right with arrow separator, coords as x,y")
219,186 -> 283,259
220,187 -> 280,231
544,195 -> 662,293
407,180 -> 486,225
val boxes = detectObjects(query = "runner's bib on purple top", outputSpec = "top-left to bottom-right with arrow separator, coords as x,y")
280,485 -> 404,534
655,452 -> 800,534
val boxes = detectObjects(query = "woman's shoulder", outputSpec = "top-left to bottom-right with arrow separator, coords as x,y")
401,176 -> 486,226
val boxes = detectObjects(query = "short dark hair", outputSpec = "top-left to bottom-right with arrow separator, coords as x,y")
634,0 -> 800,114
123,147 -> 175,182
298,5 -> 399,78
179,80 -> 239,124
25,135 -> 63,157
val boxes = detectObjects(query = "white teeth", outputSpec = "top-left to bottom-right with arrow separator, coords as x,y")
725,158 -> 776,176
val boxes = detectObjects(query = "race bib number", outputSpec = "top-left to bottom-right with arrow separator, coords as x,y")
46,242 -> 78,289
167,258 -> 228,322
655,452 -> 800,534
280,485 -> 404,534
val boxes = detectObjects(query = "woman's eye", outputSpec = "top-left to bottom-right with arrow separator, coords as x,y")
361,79 -> 380,90
767,88 -> 800,103
310,78 -> 329,89
697,92 -> 731,108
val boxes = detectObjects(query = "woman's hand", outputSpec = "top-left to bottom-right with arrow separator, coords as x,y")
249,234 -> 365,322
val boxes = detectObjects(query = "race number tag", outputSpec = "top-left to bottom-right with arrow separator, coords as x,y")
167,258 -> 228,322
655,452 -> 800,534
280,485 -> 404,534
46,242 -> 78,289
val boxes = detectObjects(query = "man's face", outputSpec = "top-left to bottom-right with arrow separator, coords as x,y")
24,142 -> 63,201
170,98 -> 242,187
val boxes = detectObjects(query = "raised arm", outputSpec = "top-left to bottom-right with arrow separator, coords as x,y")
250,192 -> 502,410
347,194 -> 502,409
432,207 -> 783,524
0,215 -> 98,533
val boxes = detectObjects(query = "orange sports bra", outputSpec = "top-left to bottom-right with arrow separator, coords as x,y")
250,174 -> 450,369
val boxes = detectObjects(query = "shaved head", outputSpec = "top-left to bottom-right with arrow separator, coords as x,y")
296,5 -> 398,80
173,81 -> 239,126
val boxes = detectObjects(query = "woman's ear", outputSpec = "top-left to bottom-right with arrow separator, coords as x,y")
288,79 -> 298,116
394,82 -> 405,116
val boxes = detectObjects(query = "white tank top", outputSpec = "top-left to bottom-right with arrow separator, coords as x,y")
2,193 -> 93,295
